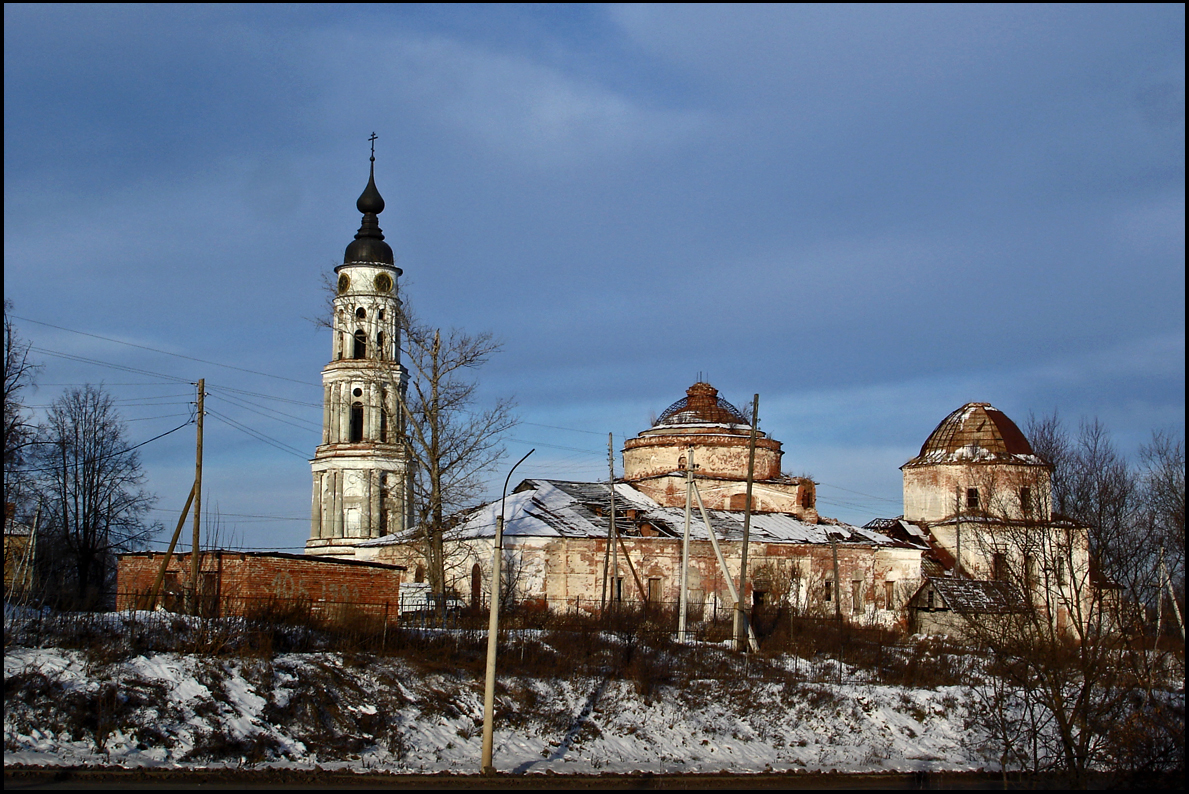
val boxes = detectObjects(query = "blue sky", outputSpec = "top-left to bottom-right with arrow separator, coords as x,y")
4,4 -> 1183,550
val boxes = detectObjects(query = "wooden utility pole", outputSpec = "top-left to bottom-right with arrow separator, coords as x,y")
144,482 -> 196,610
735,393 -> 759,652
190,379 -> 204,614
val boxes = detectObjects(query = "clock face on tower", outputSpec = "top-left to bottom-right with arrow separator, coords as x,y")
338,274 -> 350,294
374,273 -> 393,293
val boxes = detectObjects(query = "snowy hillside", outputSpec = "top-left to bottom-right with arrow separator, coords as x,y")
6,627 -> 993,774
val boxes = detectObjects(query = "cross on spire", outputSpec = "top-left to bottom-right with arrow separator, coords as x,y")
369,132 -> 378,161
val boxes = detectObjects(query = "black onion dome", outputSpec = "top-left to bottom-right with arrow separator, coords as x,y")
343,158 -> 394,265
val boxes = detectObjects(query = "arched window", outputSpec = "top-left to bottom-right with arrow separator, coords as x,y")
471,563 -> 482,608
415,565 -> 425,584
349,402 -> 363,442
353,330 -> 366,359
377,331 -> 385,361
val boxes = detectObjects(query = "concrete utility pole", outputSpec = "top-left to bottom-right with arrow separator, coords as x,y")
691,479 -> 760,652
735,393 -> 759,652
1159,547 -> 1185,642
609,433 -> 618,610
830,529 -> 842,621
190,379 -> 204,614
678,448 -> 694,643
480,448 -> 533,776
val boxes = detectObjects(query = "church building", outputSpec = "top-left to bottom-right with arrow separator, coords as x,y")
351,381 -> 927,623
307,153 -> 412,559
298,155 -> 1096,638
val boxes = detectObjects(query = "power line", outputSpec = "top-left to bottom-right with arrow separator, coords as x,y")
15,314 -> 317,387
522,421 -> 606,436
508,437 -> 602,456
205,409 -> 309,459
207,384 -> 321,408
206,389 -> 321,431
14,419 -> 195,476
815,482 -> 902,504
30,347 -> 192,383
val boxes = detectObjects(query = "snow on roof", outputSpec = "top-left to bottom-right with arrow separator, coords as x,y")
432,479 -> 911,547
922,577 -> 1028,615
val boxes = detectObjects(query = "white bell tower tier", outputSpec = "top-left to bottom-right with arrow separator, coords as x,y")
308,150 -> 412,558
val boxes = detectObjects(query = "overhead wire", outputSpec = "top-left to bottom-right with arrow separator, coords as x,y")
205,409 -> 309,459
13,419 -> 195,477
30,347 -> 193,384
205,390 -> 321,433
14,314 -> 318,387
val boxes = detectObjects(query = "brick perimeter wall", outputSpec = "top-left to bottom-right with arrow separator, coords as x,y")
116,552 -> 402,612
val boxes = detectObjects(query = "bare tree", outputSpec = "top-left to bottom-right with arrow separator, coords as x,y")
3,301 -> 40,513
33,385 -> 160,608
1139,431 -> 1185,602
962,417 -> 1184,783
394,317 -> 516,606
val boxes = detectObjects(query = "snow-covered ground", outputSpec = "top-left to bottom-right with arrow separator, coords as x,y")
5,631 -> 997,774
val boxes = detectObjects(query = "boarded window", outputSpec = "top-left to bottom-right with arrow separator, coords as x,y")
648,577 -> 662,604
852,580 -> 863,612
884,581 -> 895,608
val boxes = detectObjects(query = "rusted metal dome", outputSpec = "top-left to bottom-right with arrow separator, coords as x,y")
903,403 -> 1046,468
654,382 -> 748,427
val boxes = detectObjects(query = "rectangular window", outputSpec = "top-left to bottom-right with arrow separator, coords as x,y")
852,580 -> 863,612
884,581 -> 895,609
1020,486 -> 1032,515
993,552 -> 1007,581
647,577 -> 662,604
824,580 -> 833,602
966,487 -> 980,511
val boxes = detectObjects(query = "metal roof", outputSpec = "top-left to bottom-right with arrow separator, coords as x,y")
920,577 -> 1027,615
902,403 -> 1047,468
359,479 -> 920,548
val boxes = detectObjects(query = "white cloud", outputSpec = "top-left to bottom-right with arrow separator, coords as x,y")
309,31 -> 704,169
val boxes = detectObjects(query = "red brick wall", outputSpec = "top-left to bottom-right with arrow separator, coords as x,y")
116,552 -> 402,613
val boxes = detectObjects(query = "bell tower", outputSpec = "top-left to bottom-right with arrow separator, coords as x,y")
308,141 -> 412,558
